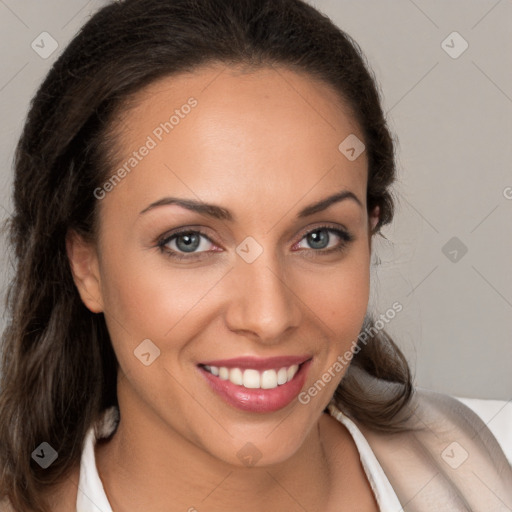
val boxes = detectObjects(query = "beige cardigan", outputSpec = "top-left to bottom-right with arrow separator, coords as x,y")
345,383 -> 512,511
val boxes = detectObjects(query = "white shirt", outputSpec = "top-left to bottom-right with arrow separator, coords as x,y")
76,398 -> 511,512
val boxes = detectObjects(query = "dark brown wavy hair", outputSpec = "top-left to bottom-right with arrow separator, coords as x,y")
0,0 -> 413,510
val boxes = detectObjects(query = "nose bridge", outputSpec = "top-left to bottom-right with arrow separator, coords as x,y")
225,247 -> 301,341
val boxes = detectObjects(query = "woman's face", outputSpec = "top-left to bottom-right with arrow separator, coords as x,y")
70,64 -> 378,466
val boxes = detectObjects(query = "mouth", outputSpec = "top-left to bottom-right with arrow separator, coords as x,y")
197,356 -> 313,413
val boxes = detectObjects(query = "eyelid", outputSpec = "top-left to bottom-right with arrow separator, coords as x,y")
155,230 -> 216,263
156,222 -> 354,260
291,223 -> 353,253
157,225 -> 219,245
296,222 -> 352,242
157,226 -> 220,252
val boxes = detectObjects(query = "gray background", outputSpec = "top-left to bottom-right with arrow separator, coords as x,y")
0,0 -> 511,400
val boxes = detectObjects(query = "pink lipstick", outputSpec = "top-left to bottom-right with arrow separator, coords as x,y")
197,355 -> 312,413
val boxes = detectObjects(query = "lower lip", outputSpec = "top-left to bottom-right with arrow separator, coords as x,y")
198,360 -> 312,413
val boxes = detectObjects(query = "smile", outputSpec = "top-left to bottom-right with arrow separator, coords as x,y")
198,356 -> 313,413
202,364 -> 300,389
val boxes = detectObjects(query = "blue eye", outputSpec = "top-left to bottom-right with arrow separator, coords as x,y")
169,232 -> 210,253
157,229 -> 216,261
156,224 -> 354,261
295,227 -> 353,252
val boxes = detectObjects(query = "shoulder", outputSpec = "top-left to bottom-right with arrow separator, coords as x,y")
0,411 -> 112,512
357,386 -> 512,510
42,409 -> 116,512
0,462 -> 80,512
411,387 -> 510,465
393,387 -> 511,474
456,395 -> 512,463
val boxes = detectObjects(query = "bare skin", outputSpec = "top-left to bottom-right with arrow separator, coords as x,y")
43,413 -> 377,512
66,63 -> 381,511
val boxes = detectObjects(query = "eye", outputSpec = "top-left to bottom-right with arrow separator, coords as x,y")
157,229 -> 218,261
294,225 -> 354,254
156,224 -> 354,262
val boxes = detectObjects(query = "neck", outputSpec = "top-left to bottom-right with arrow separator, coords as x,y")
95,380 -> 338,511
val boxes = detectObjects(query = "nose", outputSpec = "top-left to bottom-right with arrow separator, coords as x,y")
224,255 -> 302,344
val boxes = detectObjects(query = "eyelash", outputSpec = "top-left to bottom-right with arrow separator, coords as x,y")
156,224 -> 354,262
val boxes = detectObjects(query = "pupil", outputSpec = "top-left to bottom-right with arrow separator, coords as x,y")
177,233 -> 200,252
308,230 -> 328,249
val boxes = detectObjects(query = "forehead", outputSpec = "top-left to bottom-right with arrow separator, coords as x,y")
101,64 -> 368,221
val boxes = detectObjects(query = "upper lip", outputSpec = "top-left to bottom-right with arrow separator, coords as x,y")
198,355 -> 312,371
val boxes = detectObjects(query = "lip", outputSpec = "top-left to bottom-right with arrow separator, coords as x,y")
198,358 -> 313,413
198,355 -> 311,371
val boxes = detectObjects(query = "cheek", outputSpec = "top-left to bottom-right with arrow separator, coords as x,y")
298,249 -> 371,396
295,246 -> 371,335
98,240 -> 227,350
292,249 -> 371,407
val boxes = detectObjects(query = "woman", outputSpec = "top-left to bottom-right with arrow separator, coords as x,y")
0,0 -> 510,511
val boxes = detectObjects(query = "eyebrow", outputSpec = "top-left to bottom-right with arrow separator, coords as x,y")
138,189 -> 363,221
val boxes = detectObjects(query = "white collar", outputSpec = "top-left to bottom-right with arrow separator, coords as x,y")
76,404 -> 402,511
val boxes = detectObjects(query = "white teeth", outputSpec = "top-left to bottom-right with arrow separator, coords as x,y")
287,364 -> 299,381
203,363 -> 302,389
243,369 -> 260,388
261,369 -> 278,389
277,367 -> 288,385
229,368 -> 243,386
